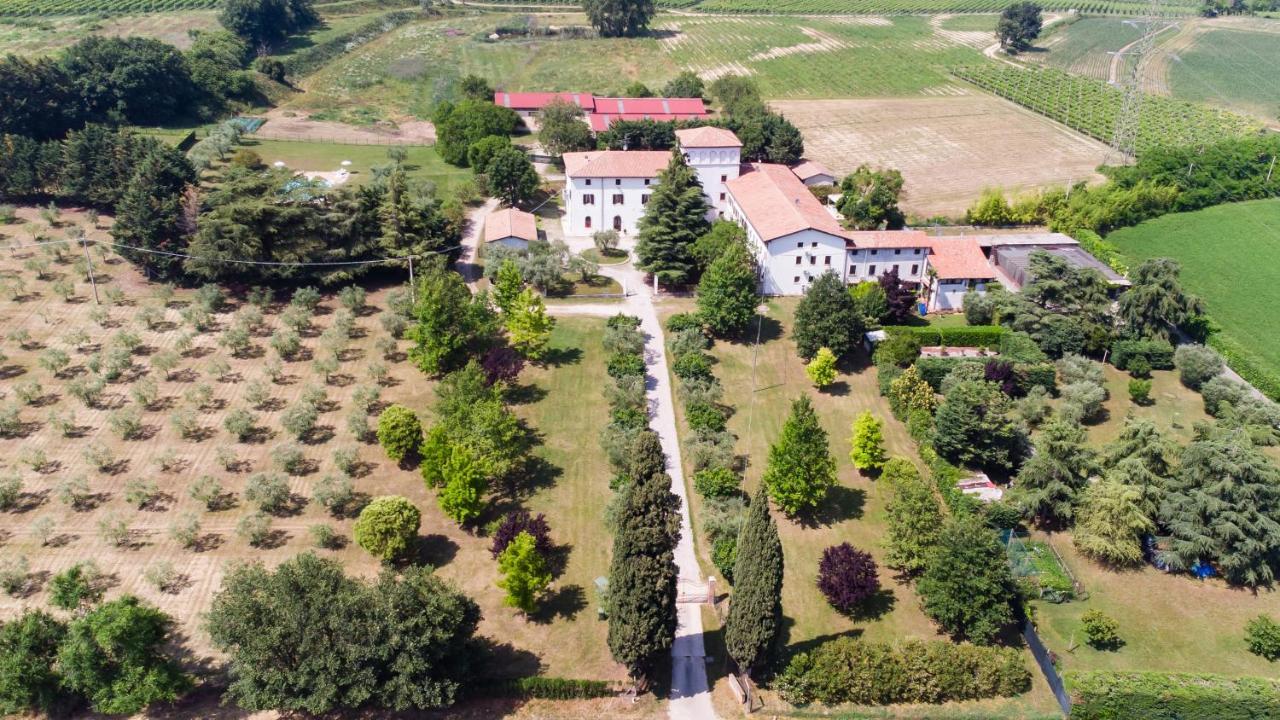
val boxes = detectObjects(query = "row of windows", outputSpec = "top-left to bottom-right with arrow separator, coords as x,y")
582,194 -> 650,206
584,178 -> 652,187
791,240 -> 923,258
790,256 -> 920,276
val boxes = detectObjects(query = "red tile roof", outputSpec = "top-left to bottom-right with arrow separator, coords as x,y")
493,92 -> 595,111
484,208 -> 538,243
791,159 -> 834,182
675,126 -> 742,148
846,230 -> 930,248
592,97 -> 707,115
562,150 -> 672,178
921,237 -> 995,280
588,113 -> 706,133
726,163 -> 847,242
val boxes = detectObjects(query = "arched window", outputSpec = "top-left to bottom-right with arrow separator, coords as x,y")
612,215 -> 622,231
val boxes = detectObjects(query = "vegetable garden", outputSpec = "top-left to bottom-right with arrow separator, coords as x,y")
952,65 -> 1263,156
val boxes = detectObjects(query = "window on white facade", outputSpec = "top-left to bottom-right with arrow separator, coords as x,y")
793,276 -> 800,283
612,194 -> 624,205
720,174 -> 727,182
911,264 -> 919,274
615,179 -> 621,186
809,256 -> 817,265
824,256 -> 831,266
869,264 -> 877,275
894,249 -> 901,255
586,179 -> 592,186
641,194 -> 650,205
583,194 -> 594,205
871,249 -> 878,256
644,179 -> 651,185
811,242 -> 818,248
585,217 -> 592,228
719,192 -> 725,201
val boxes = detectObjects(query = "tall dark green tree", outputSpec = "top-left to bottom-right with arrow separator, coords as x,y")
0,610 -> 67,716
931,380 -> 1027,471
583,0 -> 655,37
917,516 -> 1018,645
726,485 -> 783,677
997,2 -> 1043,52
1102,417 -> 1176,518
837,165 -> 905,230
0,55 -> 80,140
219,0 -> 318,48
607,470 -> 681,686
60,37 -> 196,125
793,271 -> 864,361
762,395 -> 836,516
1117,258 -> 1205,341
696,239 -> 758,336
113,149 -> 195,280
636,148 -> 710,286
1161,428 -> 1280,587
1011,417 -> 1096,527
884,464 -> 943,575
57,596 -> 191,715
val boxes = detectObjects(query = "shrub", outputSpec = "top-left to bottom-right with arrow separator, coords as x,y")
1061,381 -> 1108,423
883,325 -> 1006,348
711,534 -> 738,583
816,543 -> 880,615
806,347 -> 838,388
353,496 -> 421,561
123,478 -> 160,509
237,512 -> 272,546
377,405 -> 423,463
1174,344 -> 1224,390
1081,609 -> 1122,650
606,352 -> 645,379
1111,338 -> 1174,371
1128,378 -> 1152,404
309,524 -> 341,549
244,472 -> 290,513
271,443 -> 308,475
693,467 -> 740,499
0,473 -> 21,510
0,555 -> 28,596
223,408 -> 257,441
1246,615 -> 1280,661
672,351 -> 713,382
489,511 -> 553,559
49,563 -> 102,610
189,476 -> 226,510
775,636 -> 1030,706
169,512 -> 201,549
1066,671 -> 1280,720
665,313 -> 702,334
685,401 -> 727,435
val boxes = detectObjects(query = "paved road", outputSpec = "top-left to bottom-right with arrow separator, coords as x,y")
550,257 -> 718,720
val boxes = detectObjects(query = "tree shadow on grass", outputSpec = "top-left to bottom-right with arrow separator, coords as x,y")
541,346 -> 582,367
819,380 -> 850,396
725,313 -> 783,346
529,583 -> 586,624
474,638 -> 544,680
796,485 -> 865,528
843,588 -> 897,623
504,382 -> 548,405
415,533 -> 459,569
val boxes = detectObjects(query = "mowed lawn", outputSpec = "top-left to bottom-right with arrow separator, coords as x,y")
1169,26 -> 1280,121
236,139 -> 472,194
1108,198 -> 1280,378
658,297 -> 1060,717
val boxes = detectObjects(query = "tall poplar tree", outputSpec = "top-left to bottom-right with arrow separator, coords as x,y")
726,485 -> 783,677
607,469 -> 680,686
636,149 -> 709,286
762,395 -> 836,516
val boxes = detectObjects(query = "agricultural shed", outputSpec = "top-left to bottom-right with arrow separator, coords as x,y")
992,244 -> 1130,289
484,208 -> 539,249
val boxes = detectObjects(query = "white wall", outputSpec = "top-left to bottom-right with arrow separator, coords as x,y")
487,237 -> 530,251
681,146 -> 740,220
846,246 -> 929,286
930,280 -> 987,312
563,175 -> 656,236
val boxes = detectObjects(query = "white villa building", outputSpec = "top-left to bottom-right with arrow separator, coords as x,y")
562,127 -> 997,310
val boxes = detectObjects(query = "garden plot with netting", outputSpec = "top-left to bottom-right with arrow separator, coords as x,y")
1005,530 -> 1083,603
953,65 -> 1264,156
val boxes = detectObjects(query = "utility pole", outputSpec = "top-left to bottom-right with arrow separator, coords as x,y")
81,236 -> 100,305
1105,3 -> 1167,165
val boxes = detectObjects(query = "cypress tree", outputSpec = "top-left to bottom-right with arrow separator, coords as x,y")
726,485 -> 783,677
884,465 -> 942,575
696,239 -> 758,336
606,470 -> 680,685
626,430 -> 666,486
636,148 -> 710,286
762,395 -> 836,516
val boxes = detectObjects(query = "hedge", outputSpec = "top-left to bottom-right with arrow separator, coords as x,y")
885,325 -> 1007,348
476,677 -> 615,700
999,331 -> 1047,363
1208,333 -> 1280,402
777,636 -> 1030,707
1067,671 -> 1280,720
1017,363 -> 1057,395
915,357 -> 981,390
1111,339 -> 1174,371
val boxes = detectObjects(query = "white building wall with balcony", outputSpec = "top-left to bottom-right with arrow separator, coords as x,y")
563,176 -> 656,237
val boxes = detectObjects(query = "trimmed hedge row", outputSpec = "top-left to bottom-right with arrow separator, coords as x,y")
1208,333 -> 1280,402
884,325 -> 1007,348
1111,338 -> 1174,371
476,677 -> 615,700
777,636 -> 1030,706
1067,671 -> 1280,720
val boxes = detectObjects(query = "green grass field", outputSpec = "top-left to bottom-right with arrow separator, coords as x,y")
233,138 -> 471,193
1169,28 -> 1280,122
1029,16 -> 1146,81
1108,199 -> 1280,382
293,12 -> 986,117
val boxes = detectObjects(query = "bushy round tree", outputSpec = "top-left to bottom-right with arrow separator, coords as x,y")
817,543 -> 880,615
353,496 -> 421,562
377,405 -> 423,463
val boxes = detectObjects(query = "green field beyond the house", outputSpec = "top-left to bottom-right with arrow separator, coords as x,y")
1108,198 -> 1280,378
236,139 -> 471,194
